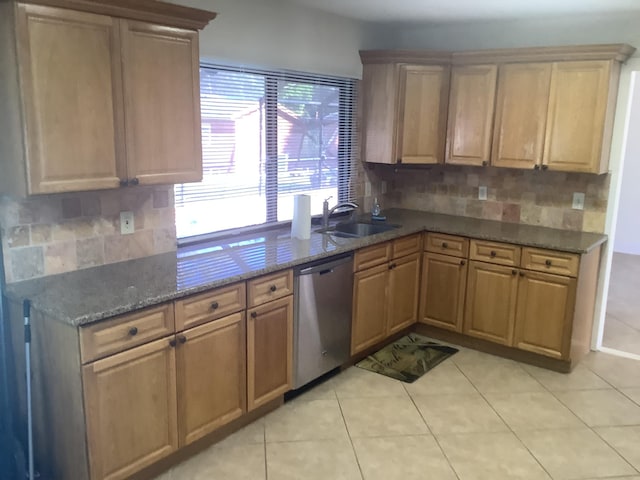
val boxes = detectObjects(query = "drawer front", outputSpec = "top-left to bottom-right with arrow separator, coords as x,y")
80,303 -> 175,363
353,242 -> 391,271
521,248 -> 579,277
425,232 -> 469,258
392,233 -> 422,259
175,282 -> 246,331
470,239 -> 521,267
247,269 -> 293,308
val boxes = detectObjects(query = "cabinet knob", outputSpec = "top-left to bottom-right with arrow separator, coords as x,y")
178,334 -> 187,344
519,272 -> 525,277
130,178 -> 140,186
442,242 -> 448,249
512,269 -> 517,276
388,263 -> 397,270
490,251 -> 497,257
541,165 -> 549,171
460,260 -> 466,266
128,326 -> 138,336
545,259 -> 552,266
269,284 -> 277,292
534,164 -> 540,170
119,179 -> 129,187
251,311 -> 258,319
482,160 -> 488,167
169,338 -> 177,348
210,301 -> 219,310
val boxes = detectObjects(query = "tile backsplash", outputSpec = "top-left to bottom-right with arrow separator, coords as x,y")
360,164 -> 610,234
0,186 -> 177,283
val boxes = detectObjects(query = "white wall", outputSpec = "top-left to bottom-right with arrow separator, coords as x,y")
614,79 -> 640,255
372,11 -> 640,52
171,0 -> 370,78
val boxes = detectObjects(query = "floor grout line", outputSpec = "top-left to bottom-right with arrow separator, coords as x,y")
590,426 -> 640,476
335,385 -> 366,480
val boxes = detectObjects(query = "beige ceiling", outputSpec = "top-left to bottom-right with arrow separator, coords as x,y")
287,0 -> 640,23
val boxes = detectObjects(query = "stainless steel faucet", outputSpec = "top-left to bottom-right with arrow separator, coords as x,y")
322,197 -> 359,229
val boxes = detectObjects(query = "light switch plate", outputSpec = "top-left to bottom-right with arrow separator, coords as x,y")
120,211 -> 134,235
572,192 -> 585,210
478,186 -> 488,201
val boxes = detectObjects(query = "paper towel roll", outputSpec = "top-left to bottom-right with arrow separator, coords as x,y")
291,194 -> 311,240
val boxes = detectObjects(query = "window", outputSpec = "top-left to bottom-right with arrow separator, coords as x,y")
175,65 -> 358,240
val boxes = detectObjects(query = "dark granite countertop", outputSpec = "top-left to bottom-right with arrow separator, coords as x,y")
5,209 -> 606,327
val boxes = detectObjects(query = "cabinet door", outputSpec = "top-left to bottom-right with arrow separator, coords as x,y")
388,253 -> 421,334
419,252 -> 468,332
361,63 -> 398,164
121,20 -> 202,184
16,4 -> 123,194
543,61 -> 613,173
397,65 -> 450,164
247,296 -> 293,411
351,263 -> 388,354
514,271 -> 576,359
176,312 -> 246,446
446,65 -> 497,166
464,261 -> 518,346
83,337 -> 178,480
492,63 -> 552,169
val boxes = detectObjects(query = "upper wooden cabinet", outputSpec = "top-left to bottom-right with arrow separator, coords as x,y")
359,45 -> 634,174
360,52 -> 450,165
543,61 -> 616,174
445,65 -> 497,166
0,0 -> 216,196
492,63 -> 552,169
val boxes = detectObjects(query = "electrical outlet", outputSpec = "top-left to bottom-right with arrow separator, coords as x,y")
120,211 -> 134,235
478,186 -> 488,201
572,192 -> 585,210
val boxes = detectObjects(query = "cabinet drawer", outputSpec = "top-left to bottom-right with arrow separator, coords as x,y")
521,248 -> 579,277
392,233 -> 422,259
470,240 -> 521,267
175,282 -> 246,331
80,303 -> 175,363
425,232 -> 469,258
247,270 -> 293,308
354,242 -> 391,271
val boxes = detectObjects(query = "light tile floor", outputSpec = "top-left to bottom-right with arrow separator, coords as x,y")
156,345 -> 640,480
603,252 -> 640,356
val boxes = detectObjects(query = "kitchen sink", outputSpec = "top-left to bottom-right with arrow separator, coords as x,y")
318,221 -> 400,238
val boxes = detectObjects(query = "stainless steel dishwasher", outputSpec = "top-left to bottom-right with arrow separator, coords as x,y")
293,254 -> 353,389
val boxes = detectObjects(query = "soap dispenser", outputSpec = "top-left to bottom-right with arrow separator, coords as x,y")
371,197 -> 385,220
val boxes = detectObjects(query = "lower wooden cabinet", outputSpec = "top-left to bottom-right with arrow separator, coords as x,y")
351,263 -> 390,353
247,295 -> 293,411
419,252 -> 468,332
464,261 -> 519,345
514,270 -> 576,359
388,253 -> 421,335
176,312 -> 246,446
82,337 -> 178,480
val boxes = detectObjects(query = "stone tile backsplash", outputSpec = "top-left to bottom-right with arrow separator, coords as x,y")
0,186 -> 177,283
360,164 -> 610,234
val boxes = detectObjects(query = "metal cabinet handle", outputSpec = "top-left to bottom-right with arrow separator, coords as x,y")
169,338 -> 177,348
545,259 -> 552,266
178,334 -> 187,344
534,164 -> 540,170
388,263 -> 397,270
490,251 -> 497,257
119,179 -> 129,187
251,311 -> 258,319
460,260 -> 466,266
541,165 -> 549,171
130,178 -> 140,186
442,242 -> 448,249
211,301 -> 219,310
519,272 -> 525,277
128,326 -> 138,336
512,269 -> 517,276
269,285 -> 277,292
482,160 -> 488,167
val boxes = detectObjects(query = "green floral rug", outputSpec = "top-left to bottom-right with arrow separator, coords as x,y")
356,333 -> 458,383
